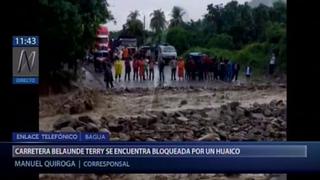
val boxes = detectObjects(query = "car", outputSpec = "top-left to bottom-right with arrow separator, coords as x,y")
187,52 -> 208,79
157,44 -> 177,64
187,52 -> 205,63
138,46 -> 152,57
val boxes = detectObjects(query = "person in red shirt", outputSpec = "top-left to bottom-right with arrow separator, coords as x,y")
138,56 -> 145,81
177,57 -> 185,81
133,56 -> 139,81
123,47 -> 129,60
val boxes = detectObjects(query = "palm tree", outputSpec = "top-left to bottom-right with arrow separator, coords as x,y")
169,6 -> 186,27
128,10 -> 140,21
150,9 -> 167,33
122,10 -> 144,45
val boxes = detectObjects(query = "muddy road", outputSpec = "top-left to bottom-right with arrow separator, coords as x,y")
39,67 -> 287,180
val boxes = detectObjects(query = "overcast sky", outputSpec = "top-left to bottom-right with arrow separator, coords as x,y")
105,0 -> 249,31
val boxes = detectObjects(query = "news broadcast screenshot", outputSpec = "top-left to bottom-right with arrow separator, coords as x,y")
1,0 -> 319,179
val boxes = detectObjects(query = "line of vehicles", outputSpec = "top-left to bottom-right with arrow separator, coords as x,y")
86,25 -> 207,73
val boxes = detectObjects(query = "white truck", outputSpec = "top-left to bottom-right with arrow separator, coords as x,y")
157,44 -> 177,64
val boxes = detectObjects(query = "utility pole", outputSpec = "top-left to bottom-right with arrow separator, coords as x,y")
143,15 -> 146,30
143,15 -> 146,44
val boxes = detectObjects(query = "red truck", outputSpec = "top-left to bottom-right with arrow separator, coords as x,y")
93,25 -> 111,72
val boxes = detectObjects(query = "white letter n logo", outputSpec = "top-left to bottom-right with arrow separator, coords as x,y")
17,49 -> 36,73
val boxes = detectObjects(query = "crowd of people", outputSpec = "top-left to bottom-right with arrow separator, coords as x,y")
102,51 -> 277,89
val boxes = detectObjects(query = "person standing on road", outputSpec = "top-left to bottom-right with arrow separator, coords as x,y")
213,57 -> 219,80
245,64 -> 252,81
158,58 -> 165,82
219,59 -> 225,81
227,60 -> 233,82
185,58 -> 191,80
177,57 -> 185,81
203,55 -> 210,80
124,57 -> 131,81
198,58 -> 205,81
149,57 -> 155,80
114,57 -> 123,82
233,63 -> 240,81
104,62 -> 114,89
133,57 -> 139,81
207,57 -> 214,80
170,57 -> 177,80
269,53 -> 276,76
190,58 -> 196,81
139,57 -> 145,81
144,56 -> 149,79
122,46 -> 129,61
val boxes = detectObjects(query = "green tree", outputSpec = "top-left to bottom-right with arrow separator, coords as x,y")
270,1 -> 287,23
205,3 -> 223,34
252,4 -> 271,41
169,6 -> 186,28
207,33 -> 234,49
39,0 -> 113,86
166,26 -> 191,54
150,9 -> 167,43
128,10 -> 140,21
122,10 -> 144,45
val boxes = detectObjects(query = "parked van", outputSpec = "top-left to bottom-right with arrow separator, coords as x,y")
157,44 -> 177,64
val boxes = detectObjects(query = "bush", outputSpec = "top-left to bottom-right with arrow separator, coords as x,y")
235,43 -> 271,75
206,33 -> 234,50
265,22 -> 286,44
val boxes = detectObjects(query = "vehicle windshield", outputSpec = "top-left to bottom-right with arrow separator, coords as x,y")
96,52 -> 108,57
163,46 -> 176,52
97,38 -> 108,43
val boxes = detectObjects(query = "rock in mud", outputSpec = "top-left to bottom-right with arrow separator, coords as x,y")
155,175 -> 168,180
216,122 -> 225,129
176,116 -> 189,124
84,99 -> 94,110
78,115 -> 92,123
180,100 -> 188,106
59,127 -> 76,132
86,122 -> 99,132
99,128 -> 111,134
217,130 -> 228,140
69,103 -> 86,114
198,133 -> 220,141
53,115 -> 74,130
98,175 -> 112,180
191,113 -> 202,120
69,119 -> 86,129
76,126 -> 86,132
107,121 -> 123,132
230,101 -> 240,110
137,115 -> 157,127
263,108 -> 273,117
118,133 -> 131,141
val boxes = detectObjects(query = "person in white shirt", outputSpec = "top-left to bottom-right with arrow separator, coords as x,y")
245,65 -> 252,80
269,53 -> 276,75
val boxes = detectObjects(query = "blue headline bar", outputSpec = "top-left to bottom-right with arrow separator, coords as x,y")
2,142 -> 320,173
12,144 -> 307,158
